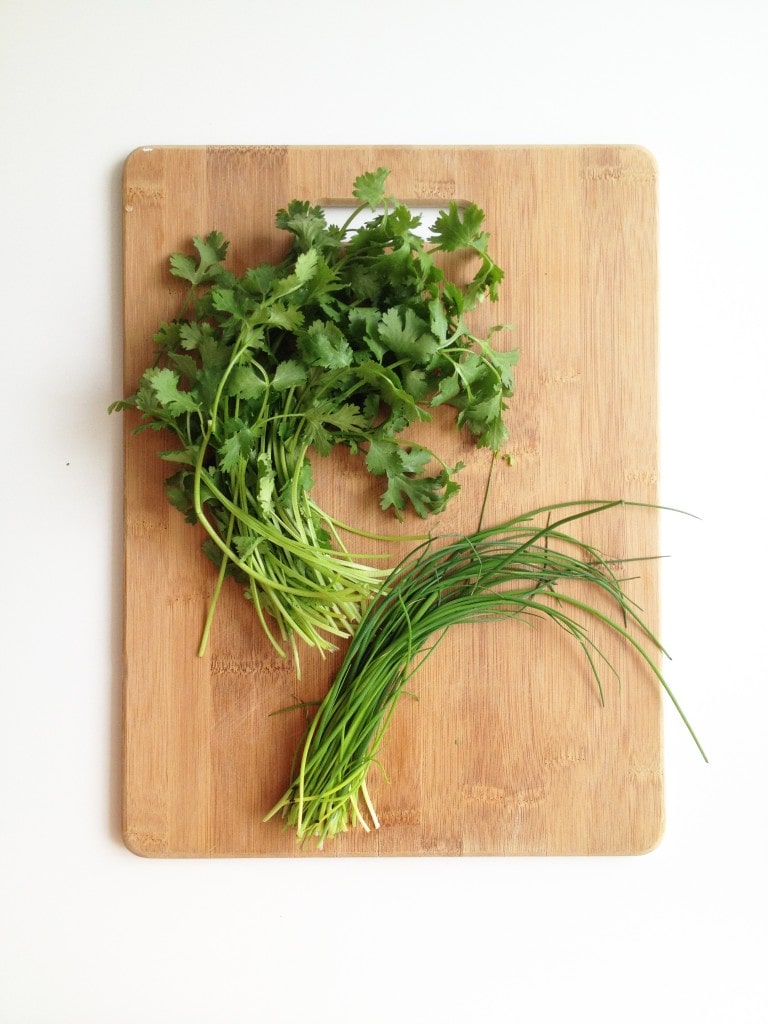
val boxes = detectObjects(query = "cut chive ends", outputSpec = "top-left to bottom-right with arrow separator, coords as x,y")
264,500 -> 706,848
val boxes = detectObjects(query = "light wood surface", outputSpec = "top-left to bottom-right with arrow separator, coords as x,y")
120,145 -> 661,857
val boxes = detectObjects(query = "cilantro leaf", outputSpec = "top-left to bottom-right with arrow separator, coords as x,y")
275,200 -> 339,252
272,360 -> 307,391
211,287 -> 245,318
477,415 -> 508,451
301,418 -> 333,456
199,332 -> 230,369
267,302 -> 305,332
429,202 -> 487,252
455,387 -> 509,451
356,360 -> 430,424
168,253 -> 198,285
323,403 -> 368,432
352,168 -> 391,209
194,231 -> 229,268
402,368 -> 429,403
348,307 -> 385,357
178,321 -> 212,351
399,446 -> 432,475
243,263 -> 278,296
227,365 -> 267,401
428,297 -> 449,344
377,307 -> 438,365
219,425 -> 254,474
147,368 -> 200,415
305,401 -> 368,450
464,256 -> 505,307
294,248 -> 319,284
481,341 -> 519,389
381,464 -> 460,520
299,321 -> 353,369
254,452 -> 276,517
442,282 -> 466,317
430,372 -> 461,407
169,232 -> 229,286
164,471 -> 194,515
158,448 -> 198,465
364,438 -> 458,519
365,437 -> 403,477
152,321 -> 183,352
167,351 -> 198,384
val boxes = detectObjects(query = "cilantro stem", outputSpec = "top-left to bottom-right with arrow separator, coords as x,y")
337,202 -> 369,237
197,506 -> 236,657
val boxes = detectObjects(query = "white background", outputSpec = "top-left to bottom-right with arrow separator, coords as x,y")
1,1 -> 766,1021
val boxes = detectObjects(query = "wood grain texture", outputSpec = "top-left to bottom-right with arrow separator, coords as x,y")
120,145 -> 662,857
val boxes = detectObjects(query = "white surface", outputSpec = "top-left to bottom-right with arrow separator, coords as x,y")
1,1 -> 766,1021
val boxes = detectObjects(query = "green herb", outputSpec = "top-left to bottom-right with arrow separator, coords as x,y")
111,169 -> 516,670
265,500 -> 706,846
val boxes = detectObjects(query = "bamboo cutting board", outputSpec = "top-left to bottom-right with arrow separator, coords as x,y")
120,145 -> 662,857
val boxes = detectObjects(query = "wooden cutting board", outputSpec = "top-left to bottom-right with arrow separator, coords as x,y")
120,145 -> 662,857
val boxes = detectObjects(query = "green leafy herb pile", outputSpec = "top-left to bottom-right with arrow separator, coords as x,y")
265,500 -> 707,847
111,169 -> 517,669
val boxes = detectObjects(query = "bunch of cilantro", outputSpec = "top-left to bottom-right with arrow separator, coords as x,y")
111,168 -> 517,670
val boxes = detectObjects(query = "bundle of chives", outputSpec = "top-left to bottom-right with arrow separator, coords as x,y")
265,500 -> 706,846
